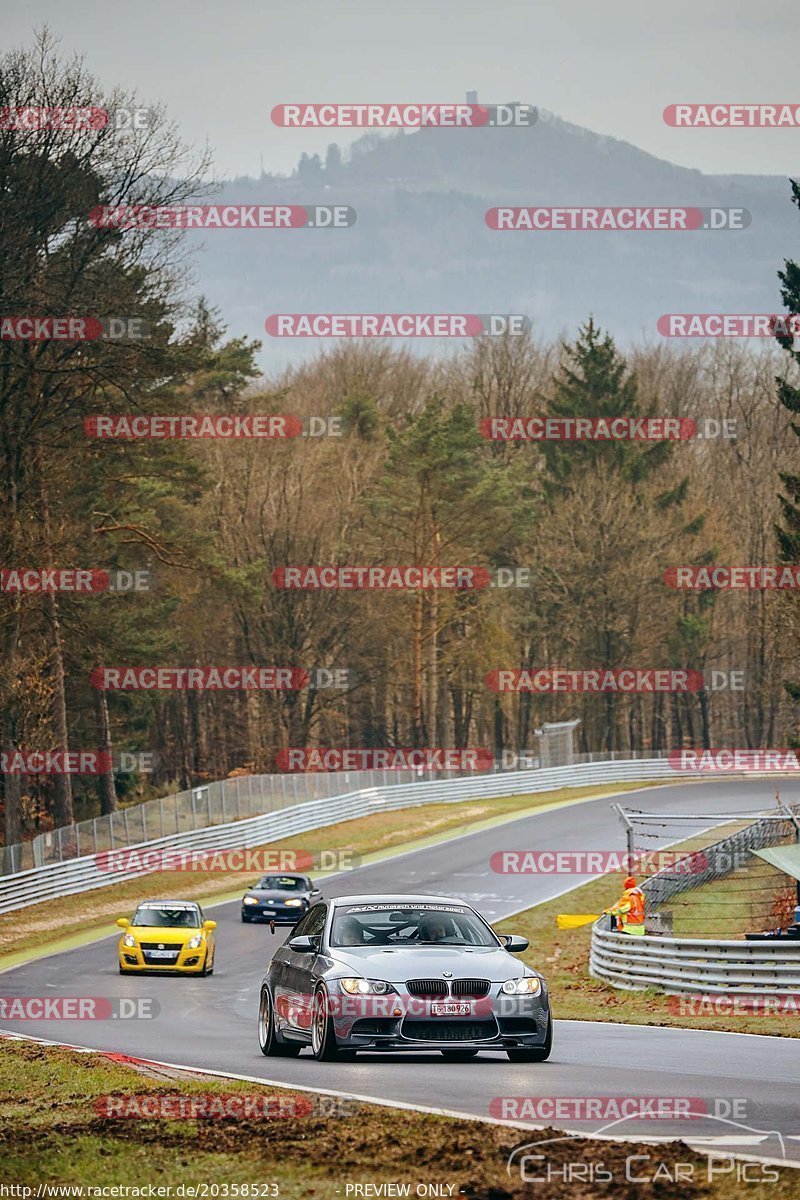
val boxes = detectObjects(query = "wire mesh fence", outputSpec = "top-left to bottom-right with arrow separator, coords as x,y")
1,747 -> 670,875
615,803 -> 800,938
1,770 -> 430,873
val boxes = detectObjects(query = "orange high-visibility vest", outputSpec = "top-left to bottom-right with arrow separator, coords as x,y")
609,886 -> 646,933
626,887 -> 646,927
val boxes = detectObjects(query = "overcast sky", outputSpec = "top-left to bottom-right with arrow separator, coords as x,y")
6,0 -> 800,179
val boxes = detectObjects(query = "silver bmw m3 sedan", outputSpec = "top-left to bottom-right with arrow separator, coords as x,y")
257,894 -> 552,1061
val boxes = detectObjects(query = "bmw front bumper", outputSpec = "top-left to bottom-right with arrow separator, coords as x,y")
324,984 -> 550,1051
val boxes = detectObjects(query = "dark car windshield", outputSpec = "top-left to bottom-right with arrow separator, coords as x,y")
131,906 -> 200,928
255,875 -> 308,891
330,903 -> 499,948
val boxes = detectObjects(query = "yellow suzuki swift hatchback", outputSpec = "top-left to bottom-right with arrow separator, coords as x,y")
117,900 -> 216,975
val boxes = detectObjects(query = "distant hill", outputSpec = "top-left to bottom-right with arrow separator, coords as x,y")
187,109 -> 795,371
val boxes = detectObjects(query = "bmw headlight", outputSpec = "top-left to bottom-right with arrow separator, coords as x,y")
284,898 -> 304,908
340,978 -> 395,995
122,933 -> 136,948
501,977 -> 541,995
186,934 -> 204,950
243,896 -> 259,905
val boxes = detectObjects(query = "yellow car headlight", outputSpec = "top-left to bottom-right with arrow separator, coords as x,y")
340,978 -> 394,995
186,934 -> 204,950
501,977 -> 541,995
122,933 -> 136,948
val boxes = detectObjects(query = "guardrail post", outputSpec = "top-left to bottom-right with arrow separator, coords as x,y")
123,808 -> 130,845
611,802 -> 635,865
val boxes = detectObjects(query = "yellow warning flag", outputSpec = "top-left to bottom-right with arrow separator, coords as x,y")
556,914 -> 602,930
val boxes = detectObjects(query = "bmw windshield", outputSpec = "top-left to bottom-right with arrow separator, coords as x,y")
330,903 -> 499,948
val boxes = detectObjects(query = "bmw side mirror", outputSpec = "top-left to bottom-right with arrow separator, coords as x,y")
503,934 -> 529,953
288,934 -> 319,953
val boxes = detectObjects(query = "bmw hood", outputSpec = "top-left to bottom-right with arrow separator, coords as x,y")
327,944 -> 538,983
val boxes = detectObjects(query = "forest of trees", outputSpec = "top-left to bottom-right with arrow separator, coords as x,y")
1,35 -> 799,848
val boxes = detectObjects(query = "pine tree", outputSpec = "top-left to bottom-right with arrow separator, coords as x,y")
543,317 -> 672,486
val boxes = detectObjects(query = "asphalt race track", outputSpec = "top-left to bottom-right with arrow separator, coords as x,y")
2,779 -> 800,1165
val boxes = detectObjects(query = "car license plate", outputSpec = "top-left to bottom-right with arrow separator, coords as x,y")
430,1002 -> 471,1016
263,909 -> 275,916
148,950 -> 176,959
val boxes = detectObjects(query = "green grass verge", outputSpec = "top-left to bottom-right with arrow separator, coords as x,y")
1,1039 -> 796,1198
0,782 -> 656,968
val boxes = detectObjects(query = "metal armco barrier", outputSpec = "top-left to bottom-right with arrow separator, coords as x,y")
0,757 -> 679,915
590,926 -> 800,997
592,803 -> 800,996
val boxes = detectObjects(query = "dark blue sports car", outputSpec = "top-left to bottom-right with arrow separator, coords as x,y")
241,873 -> 321,924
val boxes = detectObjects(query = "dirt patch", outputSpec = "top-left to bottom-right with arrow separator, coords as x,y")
1,1039 -> 795,1200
